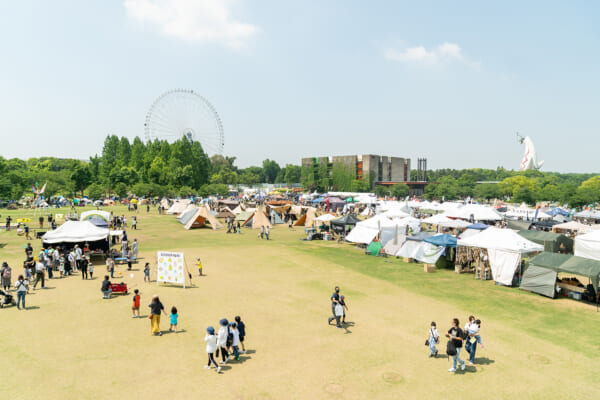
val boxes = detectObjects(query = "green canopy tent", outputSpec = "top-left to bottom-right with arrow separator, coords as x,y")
517,230 -> 574,254
521,252 -> 600,304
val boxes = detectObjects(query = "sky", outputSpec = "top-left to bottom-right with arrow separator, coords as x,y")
0,1 -> 599,172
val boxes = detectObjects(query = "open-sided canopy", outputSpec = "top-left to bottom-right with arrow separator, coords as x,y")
523,252 -> 600,292
42,221 -> 109,244
424,234 -> 457,248
330,214 -> 361,227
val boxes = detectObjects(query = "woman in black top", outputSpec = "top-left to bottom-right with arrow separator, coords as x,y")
445,318 -> 466,372
149,295 -> 168,336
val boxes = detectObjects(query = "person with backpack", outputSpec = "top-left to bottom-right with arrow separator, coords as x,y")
445,318 -> 466,372
426,321 -> 440,358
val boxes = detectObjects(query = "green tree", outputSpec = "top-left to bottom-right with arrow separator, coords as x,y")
86,183 -> 105,199
473,183 -> 501,200
391,183 -> 410,198
71,165 -> 91,196
262,159 -> 281,184
284,164 -> 301,185
114,182 -> 128,198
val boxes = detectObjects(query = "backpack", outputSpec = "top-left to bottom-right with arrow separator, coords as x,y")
226,327 -> 234,346
446,340 -> 457,357
2,268 -> 10,279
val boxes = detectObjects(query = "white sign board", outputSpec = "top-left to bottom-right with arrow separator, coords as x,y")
156,251 -> 186,287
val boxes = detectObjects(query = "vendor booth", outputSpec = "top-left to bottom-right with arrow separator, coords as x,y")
42,221 -> 110,253
517,230 -> 573,254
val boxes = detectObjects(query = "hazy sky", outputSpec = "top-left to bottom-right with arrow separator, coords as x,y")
0,1 -> 598,172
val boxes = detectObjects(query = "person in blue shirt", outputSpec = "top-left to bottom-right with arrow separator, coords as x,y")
328,286 -> 341,325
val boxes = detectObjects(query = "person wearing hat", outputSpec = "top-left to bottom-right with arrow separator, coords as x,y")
217,318 -> 231,364
205,326 -> 220,371
33,254 -> 45,289
197,257 -> 203,277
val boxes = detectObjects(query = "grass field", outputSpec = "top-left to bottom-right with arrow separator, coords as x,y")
1,206 -> 599,399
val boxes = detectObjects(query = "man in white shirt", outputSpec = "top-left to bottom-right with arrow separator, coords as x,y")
75,245 -> 82,271
33,257 -> 45,289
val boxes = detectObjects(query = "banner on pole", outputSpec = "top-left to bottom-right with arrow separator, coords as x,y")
156,251 -> 186,287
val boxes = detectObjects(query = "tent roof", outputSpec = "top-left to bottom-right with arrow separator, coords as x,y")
405,232 -> 435,241
80,210 -> 110,222
527,252 -> 600,291
424,234 -> 458,248
445,204 -> 503,221
457,227 -> 544,253
235,211 -> 254,221
553,221 -> 600,233
467,222 -> 489,230
184,206 -> 223,230
517,230 -> 573,253
42,221 -> 109,244
357,215 -> 397,229
330,214 -> 361,227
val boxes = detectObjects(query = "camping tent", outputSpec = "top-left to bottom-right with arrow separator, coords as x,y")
235,211 -> 254,222
458,227 -> 543,285
294,208 -> 317,227
345,226 -> 379,244
517,230 -> 573,254
178,207 -> 199,226
184,206 -> 224,230
42,221 -> 109,251
357,215 -> 397,230
574,230 -> 600,261
166,199 -> 192,215
270,210 -> 284,224
521,252 -> 600,298
217,207 -> 235,219
243,209 -> 273,229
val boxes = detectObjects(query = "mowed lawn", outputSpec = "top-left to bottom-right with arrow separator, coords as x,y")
0,206 -> 599,399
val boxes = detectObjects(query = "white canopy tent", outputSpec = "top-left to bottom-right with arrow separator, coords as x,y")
458,227 -> 543,285
344,226 -> 379,244
42,221 -> 109,244
574,230 -> 600,261
316,214 -> 337,222
445,204 -> 502,221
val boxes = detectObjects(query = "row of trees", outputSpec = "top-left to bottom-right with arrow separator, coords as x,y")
1,138 -> 599,206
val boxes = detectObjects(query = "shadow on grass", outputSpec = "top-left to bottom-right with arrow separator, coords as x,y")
23,306 -> 40,310
475,357 -> 495,365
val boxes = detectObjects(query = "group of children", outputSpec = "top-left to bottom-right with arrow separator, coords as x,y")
204,316 -> 247,373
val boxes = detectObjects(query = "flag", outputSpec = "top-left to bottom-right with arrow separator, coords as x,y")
40,182 -> 47,194
326,194 -> 330,212
32,183 -> 37,194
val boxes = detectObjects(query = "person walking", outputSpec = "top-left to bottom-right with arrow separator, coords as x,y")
67,251 -> 76,275
445,318 -> 466,372
143,262 -> 150,282
328,286 -> 341,325
427,321 -> 440,358
126,247 -> 133,271
265,226 -> 270,240
33,256 -> 45,289
80,256 -> 89,280
1,262 -> 12,291
217,319 -> 230,364
259,226 -> 264,239
148,295 -> 168,336
205,327 -> 221,372
132,239 -> 138,259
106,257 -> 115,278
14,274 -> 29,309
74,245 -> 82,271
465,319 -> 482,365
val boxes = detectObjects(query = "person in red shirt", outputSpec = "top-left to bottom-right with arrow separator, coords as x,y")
132,289 -> 141,318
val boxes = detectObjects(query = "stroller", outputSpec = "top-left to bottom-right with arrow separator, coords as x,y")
0,289 -> 16,308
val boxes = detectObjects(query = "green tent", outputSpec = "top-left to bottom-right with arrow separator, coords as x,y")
367,241 -> 383,256
517,230 -> 573,253
520,252 -> 600,298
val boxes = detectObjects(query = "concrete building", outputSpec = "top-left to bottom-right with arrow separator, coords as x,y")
301,154 -> 412,184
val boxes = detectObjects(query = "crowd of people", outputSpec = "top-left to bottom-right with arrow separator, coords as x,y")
204,316 -> 247,372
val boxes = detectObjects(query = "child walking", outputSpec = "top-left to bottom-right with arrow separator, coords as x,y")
143,263 -> 150,282
131,289 -> 140,318
89,262 -> 94,279
169,306 -> 178,332
340,295 -> 348,324
196,257 -> 203,277
230,322 -> 240,361
205,327 -> 220,372
235,316 -> 246,353
427,321 -> 440,358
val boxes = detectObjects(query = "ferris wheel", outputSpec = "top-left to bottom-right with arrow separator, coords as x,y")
144,89 -> 224,155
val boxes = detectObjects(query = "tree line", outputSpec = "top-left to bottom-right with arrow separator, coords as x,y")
1,137 -> 598,207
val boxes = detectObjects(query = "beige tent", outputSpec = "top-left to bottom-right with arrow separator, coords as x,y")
243,208 -> 272,229
184,206 -> 223,230
217,207 -> 235,219
231,204 -> 246,214
294,207 -> 317,228
167,199 -> 192,215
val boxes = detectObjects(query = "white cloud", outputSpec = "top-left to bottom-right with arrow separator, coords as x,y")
384,42 -> 479,68
124,0 -> 258,49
